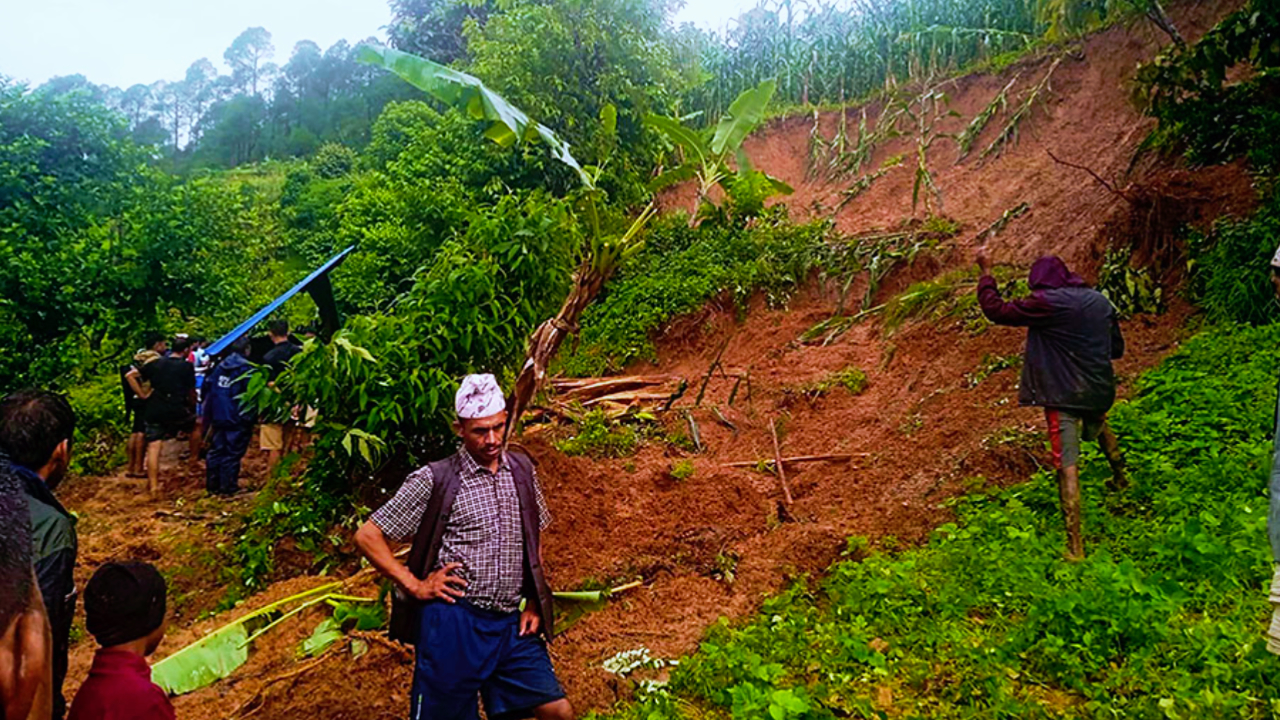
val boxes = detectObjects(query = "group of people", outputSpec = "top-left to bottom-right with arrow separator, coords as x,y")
5,247 -> 1280,720
0,390 -> 174,720
0,318 -> 310,720
120,320 -> 305,498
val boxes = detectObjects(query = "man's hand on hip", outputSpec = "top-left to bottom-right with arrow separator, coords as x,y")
409,562 -> 468,603
519,606 -> 541,637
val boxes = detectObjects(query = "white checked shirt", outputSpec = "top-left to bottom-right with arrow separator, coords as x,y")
371,448 -> 551,613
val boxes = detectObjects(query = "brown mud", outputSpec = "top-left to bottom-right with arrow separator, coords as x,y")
56,1 -> 1262,717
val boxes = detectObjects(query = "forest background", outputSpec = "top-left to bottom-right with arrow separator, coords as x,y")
3,0 -> 1279,600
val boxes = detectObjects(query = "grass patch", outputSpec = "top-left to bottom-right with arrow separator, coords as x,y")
594,322 -> 1280,719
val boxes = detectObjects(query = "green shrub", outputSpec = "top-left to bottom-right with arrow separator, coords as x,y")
66,373 -> 129,476
555,410 -> 642,459
558,213 -> 835,376
669,459 -> 695,481
1188,195 -> 1280,325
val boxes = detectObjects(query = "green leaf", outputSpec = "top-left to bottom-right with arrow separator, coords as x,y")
356,44 -> 588,186
711,78 -> 777,157
600,103 -> 618,137
299,617 -> 343,658
644,114 -> 709,165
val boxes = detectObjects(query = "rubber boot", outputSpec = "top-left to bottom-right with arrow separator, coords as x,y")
1098,423 -> 1129,491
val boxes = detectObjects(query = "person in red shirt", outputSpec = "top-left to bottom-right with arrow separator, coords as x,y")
67,563 -> 172,720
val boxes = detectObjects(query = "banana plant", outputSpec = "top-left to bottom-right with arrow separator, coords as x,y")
646,78 -> 793,223
357,44 -> 655,438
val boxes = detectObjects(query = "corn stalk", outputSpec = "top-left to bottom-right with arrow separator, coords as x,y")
982,55 -> 1064,159
956,73 -> 1020,161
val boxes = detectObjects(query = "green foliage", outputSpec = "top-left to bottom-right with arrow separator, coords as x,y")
558,213 -> 834,376
964,352 -> 1023,387
1134,0 -> 1280,173
66,374 -> 129,476
311,142 -> 357,179
648,79 -> 792,222
669,459 -> 695,481
680,0 -> 1042,121
462,0 -> 684,200
555,409 -> 643,459
1187,194 -> 1280,325
230,462 -> 359,592
1097,247 -> 1164,318
605,322 -> 1280,719
807,366 -> 869,396
0,80 -> 285,390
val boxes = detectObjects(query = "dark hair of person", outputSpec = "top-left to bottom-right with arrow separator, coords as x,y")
190,335 -> 205,345
171,337 -> 190,354
268,319 -> 289,338
0,389 -> 77,470
231,335 -> 252,354
0,458 -> 32,628
143,331 -> 165,350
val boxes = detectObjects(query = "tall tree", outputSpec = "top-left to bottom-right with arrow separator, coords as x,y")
119,83 -> 152,127
224,26 -> 275,95
387,0 -> 495,63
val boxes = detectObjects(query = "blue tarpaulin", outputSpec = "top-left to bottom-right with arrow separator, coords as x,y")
206,246 -> 355,356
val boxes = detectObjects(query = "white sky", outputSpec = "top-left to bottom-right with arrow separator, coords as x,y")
0,0 -> 759,89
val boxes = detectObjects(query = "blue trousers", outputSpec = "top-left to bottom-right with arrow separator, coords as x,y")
411,601 -> 564,720
206,425 -> 251,495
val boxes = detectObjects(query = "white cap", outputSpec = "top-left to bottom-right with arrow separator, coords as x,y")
1271,243 -> 1280,269
455,374 -> 506,419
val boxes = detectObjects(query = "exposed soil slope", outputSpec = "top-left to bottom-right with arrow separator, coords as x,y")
55,2 -> 1264,717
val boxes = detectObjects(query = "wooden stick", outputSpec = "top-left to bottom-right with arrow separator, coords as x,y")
695,336 -> 733,407
721,453 -> 866,468
770,419 -> 793,506
581,391 -> 677,407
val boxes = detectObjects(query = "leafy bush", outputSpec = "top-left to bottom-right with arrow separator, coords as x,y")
555,410 -> 642,459
66,373 -> 129,476
1188,194 -> 1280,325
601,322 -> 1280,719
1134,0 -> 1280,173
558,213 -> 835,376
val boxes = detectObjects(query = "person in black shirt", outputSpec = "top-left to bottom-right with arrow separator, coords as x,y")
122,333 -> 166,479
260,320 -> 301,475
139,338 -> 195,496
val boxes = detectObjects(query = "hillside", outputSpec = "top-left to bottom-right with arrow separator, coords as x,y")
50,1 -> 1270,717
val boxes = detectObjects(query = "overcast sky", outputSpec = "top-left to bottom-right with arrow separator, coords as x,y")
0,0 -> 760,90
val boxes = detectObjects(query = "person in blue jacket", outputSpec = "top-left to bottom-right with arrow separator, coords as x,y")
202,336 -> 257,497
976,251 -> 1128,558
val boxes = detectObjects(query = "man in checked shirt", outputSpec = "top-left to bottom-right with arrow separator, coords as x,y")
354,374 -> 572,720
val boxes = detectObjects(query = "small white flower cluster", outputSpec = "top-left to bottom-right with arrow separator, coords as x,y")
602,646 -> 676,676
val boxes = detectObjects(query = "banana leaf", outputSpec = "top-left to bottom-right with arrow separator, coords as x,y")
553,581 -> 643,633
356,44 -> 588,187
711,78 -> 777,157
151,581 -> 341,695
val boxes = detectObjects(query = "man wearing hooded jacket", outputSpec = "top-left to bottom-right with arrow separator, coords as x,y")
976,251 -> 1128,558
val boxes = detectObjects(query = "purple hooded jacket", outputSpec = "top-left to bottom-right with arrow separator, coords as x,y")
977,256 -> 1124,414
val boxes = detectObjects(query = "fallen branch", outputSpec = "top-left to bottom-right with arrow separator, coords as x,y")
695,337 -> 733,407
1045,149 -> 1132,203
722,453 -> 866,468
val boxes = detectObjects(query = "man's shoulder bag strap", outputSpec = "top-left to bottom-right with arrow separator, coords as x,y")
387,455 -> 462,646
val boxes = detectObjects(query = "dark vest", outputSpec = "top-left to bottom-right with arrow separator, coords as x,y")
389,450 -> 555,645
